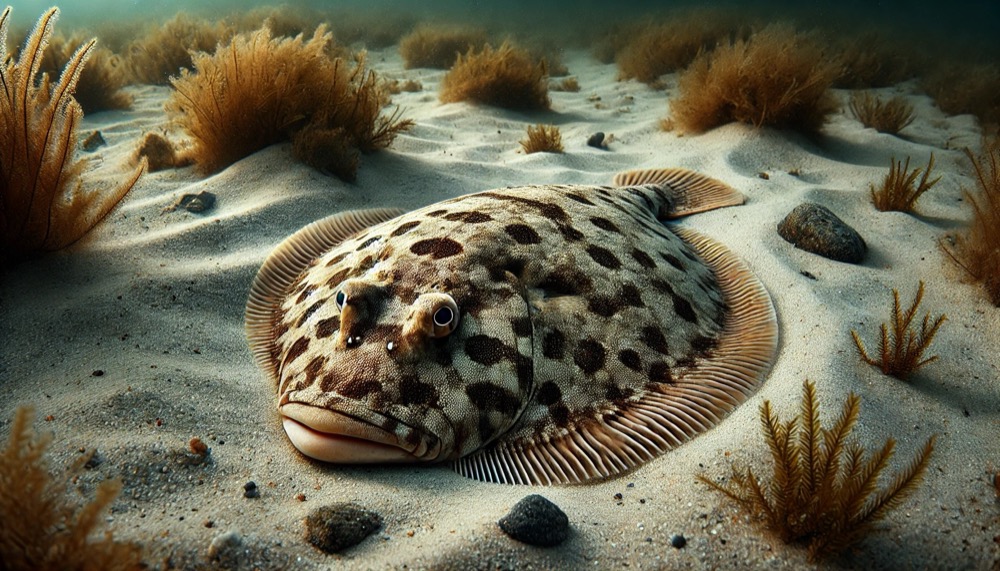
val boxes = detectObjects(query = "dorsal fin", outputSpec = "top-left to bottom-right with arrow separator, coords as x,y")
614,168 -> 744,219
452,226 -> 778,485
245,208 -> 404,385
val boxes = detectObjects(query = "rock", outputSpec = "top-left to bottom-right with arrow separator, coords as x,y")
777,202 -> 867,264
586,132 -> 606,149
170,191 -> 216,213
81,130 -> 106,152
243,481 -> 258,499
498,494 -> 569,547
305,503 -> 382,553
671,533 -> 687,549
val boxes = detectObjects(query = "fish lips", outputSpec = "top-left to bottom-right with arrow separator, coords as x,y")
279,401 -> 444,464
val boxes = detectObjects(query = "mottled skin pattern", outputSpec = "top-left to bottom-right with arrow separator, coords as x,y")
271,182 -> 726,462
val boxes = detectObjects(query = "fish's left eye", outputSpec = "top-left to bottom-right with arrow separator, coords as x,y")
433,306 -> 454,328
425,294 -> 459,338
334,290 -> 347,311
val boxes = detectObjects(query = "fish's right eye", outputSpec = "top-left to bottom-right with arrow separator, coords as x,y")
335,290 -> 347,311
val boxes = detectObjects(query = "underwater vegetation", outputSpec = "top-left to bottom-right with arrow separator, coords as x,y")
519,124 -> 563,154
0,7 -> 143,266
615,10 -> 740,85
398,23 -> 487,70
668,24 -> 838,134
0,407 -> 144,570
133,133 -> 187,173
166,26 -> 411,181
124,13 -> 231,85
831,32 -> 914,89
699,380 -> 935,562
439,42 -> 550,111
923,63 -> 1000,129
40,34 -> 132,114
869,154 -> 939,213
849,92 -> 915,136
943,140 -> 1000,305
851,281 -> 946,381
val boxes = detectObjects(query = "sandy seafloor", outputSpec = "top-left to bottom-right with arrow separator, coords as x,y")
1,46 -> 999,570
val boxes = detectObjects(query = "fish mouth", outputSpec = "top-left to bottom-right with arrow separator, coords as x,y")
280,403 -> 439,463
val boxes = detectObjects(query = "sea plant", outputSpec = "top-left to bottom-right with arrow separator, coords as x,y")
439,42 -> 550,111
167,26 -> 411,180
869,155 -> 939,213
520,124 -> 563,154
851,281 -> 946,380
0,406 -> 143,570
849,92 -> 915,135
124,12 -> 231,85
698,380 -> 935,561
942,141 -> 1000,305
398,23 -> 487,69
668,23 -> 839,134
0,7 -> 143,266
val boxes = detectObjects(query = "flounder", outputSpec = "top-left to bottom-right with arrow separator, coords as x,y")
246,168 -> 778,484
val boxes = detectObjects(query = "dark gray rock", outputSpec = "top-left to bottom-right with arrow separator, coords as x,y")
498,494 -> 569,547
305,503 -> 382,553
171,191 -> 216,213
586,132 -> 607,149
777,202 -> 867,263
671,533 -> 687,549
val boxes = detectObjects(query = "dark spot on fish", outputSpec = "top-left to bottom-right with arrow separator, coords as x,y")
538,268 -> 592,296
390,220 -> 420,237
398,375 -> 440,407
590,217 -> 621,233
427,209 -> 448,217
411,238 -> 464,259
336,376 -> 382,399
556,223 -> 584,241
586,245 -> 622,269
273,322 -> 289,341
326,269 -> 350,288
648,361 -> 674,384
549,403 -> 570,427
682,248 -> 699,262
537,381 -> 562,406
356,236 -> 380,251
604,385 -> 633,404
515,355 -> 533,393
641,326 -> 670,355
296,299 -> 324,328
511,316 -> 532,337
630,249 -> 657,269
542,330 -> 565,360
574,338 -> 606,374
324,253 -> 347,267
651,278 -> 675,296
620,284 -> 643,307
465,335 -> 508,366
295,285 -> 316,304
466,382 -> 520,414
303,356 -> 326,386
624,187 -> 656,211
480,192 -> 568,222
618,349 -> 642,371
505,223 -> 542,244
444,211 -> 493,223
691,335 -> 718,354
315,316 -> 340,338
673,296 -> 697,323
284,337 -> 309,365
566,193 -> 595,205
660,252 -> 685,270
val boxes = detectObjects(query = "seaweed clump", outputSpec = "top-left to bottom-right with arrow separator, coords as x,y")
0,407 -> 143,570
849,92 -> 915,136
615,12 -> 738,85
440,42 -> 550,111
520,124 -> 563,154
851,281 -> 946,380
943,141 -> 1000,304
124,13 -> 232,85
41,34 -> 132,114
869,155 -> 939,213
668,24 -> 838,134
1,7 -> 143,266
698,380 -> 935,561
167,27 -> 412,181
398,24 -> 487,69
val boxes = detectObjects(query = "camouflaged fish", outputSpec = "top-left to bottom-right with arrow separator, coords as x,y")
245,168 -> 778,485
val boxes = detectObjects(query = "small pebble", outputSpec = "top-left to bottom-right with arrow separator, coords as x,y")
243,481 -> 259,499
671,534 -> 687,549
586,132 -> 607,149
497,494 -> 570,547
777,202 -> 867,264
189,437 -> 209,456
613,493 -> 623,500
170,191 -> 216,213
305,503 -> 382,553
92,370 -> 104,377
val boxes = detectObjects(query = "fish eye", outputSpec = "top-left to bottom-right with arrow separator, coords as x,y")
433,306 -> 454,328
335,290 -> 347,310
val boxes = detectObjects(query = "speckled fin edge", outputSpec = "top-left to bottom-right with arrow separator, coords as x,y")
613,168 -> 744,218
453,227 -> 778,485
245,208 -> 404,385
